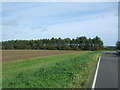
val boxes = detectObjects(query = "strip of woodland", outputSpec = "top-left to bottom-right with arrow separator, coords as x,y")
2,36 -> 103,50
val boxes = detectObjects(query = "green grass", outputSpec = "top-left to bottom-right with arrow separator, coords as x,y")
3,51 -> 101,88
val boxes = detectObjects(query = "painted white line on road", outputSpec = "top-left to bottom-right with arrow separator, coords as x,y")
91,55 -> 101,89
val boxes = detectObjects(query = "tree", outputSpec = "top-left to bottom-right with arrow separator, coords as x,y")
92,36 -> 103,50
2,36 -> 103,50
78,36 -> 87,50
116,41 -> 120,50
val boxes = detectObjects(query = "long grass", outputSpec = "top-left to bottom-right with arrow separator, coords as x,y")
3,51 -> 101,88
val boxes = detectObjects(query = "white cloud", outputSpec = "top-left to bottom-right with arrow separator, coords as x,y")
2,2 -> 118,46
45,10 -> 118,46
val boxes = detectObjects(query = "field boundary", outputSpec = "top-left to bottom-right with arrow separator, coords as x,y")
91,55 -> 101,89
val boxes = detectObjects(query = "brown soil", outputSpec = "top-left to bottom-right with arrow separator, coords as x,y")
2,50 -> 79,62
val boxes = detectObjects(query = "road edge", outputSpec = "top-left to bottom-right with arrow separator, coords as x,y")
91,55 -> 101,89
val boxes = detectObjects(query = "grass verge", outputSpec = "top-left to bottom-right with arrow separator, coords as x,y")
3,51 -> 101,88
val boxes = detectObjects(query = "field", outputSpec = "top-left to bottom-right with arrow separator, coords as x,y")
2,50 -> 79,61
2,50 -> 101,88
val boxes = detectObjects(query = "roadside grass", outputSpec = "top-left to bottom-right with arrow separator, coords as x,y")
3,51 -> 101,88
102,50 -> 116,52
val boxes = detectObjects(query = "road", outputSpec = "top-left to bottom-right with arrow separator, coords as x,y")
94,52 -> 119,89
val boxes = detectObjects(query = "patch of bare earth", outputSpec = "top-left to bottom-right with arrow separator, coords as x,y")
2,50 -> 80,62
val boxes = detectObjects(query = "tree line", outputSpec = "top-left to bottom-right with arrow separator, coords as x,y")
2,36 -> 103,50
116,41 -> 120,50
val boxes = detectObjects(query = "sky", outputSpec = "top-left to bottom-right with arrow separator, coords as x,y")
2,2 -> 118,46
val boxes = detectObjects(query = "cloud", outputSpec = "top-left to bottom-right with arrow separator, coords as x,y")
2,31 -> 25,41
31,26 -> 48,32
3,2 -> 117,25
31,26 -> 42,30
46,10 -> 118,46
2,2 -> 118,46
2,16 -> 21,26
2,19 -> 19,26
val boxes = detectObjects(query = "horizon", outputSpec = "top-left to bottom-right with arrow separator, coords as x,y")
2,2 -> 118,46
1,36 -> 117,47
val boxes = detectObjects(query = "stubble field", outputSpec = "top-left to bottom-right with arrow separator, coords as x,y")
2,50 -> 79,62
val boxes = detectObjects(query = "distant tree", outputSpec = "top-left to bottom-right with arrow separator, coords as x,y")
116,41 -> 120,50
92,36 -> 103,50
78,36 -> 87,50
2,36 -> 103,50
84,39 -> 91,50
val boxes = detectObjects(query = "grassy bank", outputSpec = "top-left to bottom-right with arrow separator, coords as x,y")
3,51 -> 101,88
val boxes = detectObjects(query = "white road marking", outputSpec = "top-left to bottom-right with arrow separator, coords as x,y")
91,55 -> 101,89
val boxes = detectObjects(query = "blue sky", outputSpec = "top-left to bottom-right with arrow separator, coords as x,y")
2,2 -> 118,46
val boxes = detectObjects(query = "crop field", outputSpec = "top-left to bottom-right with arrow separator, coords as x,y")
2,50 -> 79,62
2,50 -> 101,88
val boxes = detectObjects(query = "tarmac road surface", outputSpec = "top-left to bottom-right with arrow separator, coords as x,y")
94,52 -> 118,89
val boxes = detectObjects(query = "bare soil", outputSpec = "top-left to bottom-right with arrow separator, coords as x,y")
2,50 -> 79,62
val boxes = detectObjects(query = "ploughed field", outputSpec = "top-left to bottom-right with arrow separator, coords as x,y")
2,50 -> 101,88
2,50 -> 79,61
